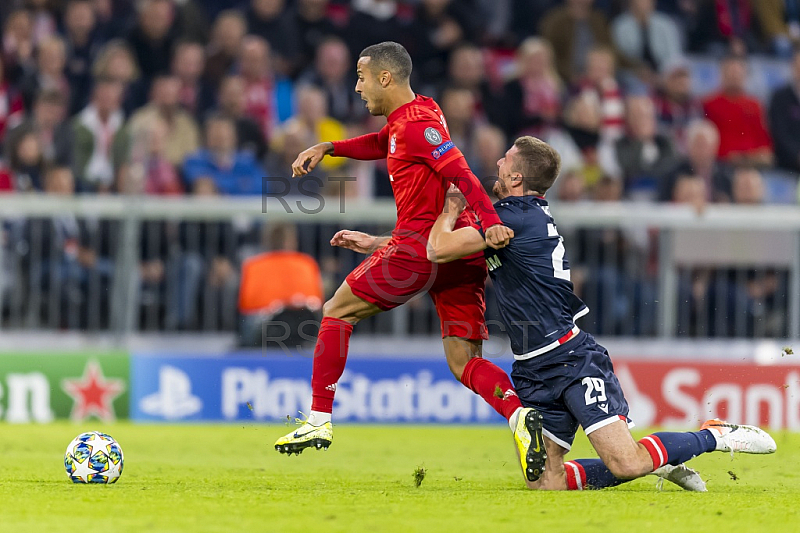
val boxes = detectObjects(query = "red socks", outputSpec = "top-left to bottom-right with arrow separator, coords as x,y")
310,321 -> 522,422
460,357 -> 522,420
310,317 -> 354,413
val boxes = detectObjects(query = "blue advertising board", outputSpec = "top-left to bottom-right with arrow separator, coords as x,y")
130,353 -> 511,423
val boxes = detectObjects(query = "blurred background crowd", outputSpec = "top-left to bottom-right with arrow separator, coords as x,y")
0,0 -> 797,340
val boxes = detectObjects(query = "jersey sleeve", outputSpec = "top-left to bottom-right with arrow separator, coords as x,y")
404,120 -> 503,229
331,124 -> 389,160
403,120 -> 462,173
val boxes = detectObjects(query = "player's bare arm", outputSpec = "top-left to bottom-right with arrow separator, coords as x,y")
427,187 -> 487,263
291,142 -> 334,177
331,230 -> 391,254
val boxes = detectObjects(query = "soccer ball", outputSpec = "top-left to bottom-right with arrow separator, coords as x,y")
64,431 -> 124,484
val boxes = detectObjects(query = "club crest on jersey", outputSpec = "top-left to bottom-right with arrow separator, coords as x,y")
390,134 -> 397,154
431,140 -> 455,159
424,127 -> 442,145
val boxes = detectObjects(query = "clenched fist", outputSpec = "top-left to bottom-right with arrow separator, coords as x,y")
485,224 -> 514,249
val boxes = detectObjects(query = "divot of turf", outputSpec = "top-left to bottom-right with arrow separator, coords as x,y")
413,467 -> 426,487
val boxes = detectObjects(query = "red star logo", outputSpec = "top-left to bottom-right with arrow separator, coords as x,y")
62,361 -> 125,422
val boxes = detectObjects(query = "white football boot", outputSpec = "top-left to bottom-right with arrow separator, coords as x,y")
701,418 -> 777,455
651,464 -> 707,492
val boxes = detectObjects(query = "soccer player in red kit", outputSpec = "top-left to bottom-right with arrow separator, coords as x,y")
275,41 -> 547,482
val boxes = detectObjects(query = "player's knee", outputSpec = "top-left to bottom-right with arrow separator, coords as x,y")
322,296 -> 352,320
321,298 -> 338,318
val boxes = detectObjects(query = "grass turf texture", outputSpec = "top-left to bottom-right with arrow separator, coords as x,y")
0,423 -> 795,532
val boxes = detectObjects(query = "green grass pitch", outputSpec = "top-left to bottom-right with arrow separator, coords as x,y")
0,423 -> 796,532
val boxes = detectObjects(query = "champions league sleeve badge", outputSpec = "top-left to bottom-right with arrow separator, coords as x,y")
424,127 -> 442,145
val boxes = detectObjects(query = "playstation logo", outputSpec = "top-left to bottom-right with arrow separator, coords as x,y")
140,365 -> 203,420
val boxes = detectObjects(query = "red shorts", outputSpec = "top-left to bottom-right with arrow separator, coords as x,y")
346,244 -> 487,340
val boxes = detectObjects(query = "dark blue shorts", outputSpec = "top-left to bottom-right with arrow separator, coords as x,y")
510,331 -> 633,450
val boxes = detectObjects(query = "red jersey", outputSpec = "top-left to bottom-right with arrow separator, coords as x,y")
702,92 -> 772,160
332,95 -> 501,268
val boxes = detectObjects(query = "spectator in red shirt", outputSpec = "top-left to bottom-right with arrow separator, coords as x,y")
702,55 -> 773,167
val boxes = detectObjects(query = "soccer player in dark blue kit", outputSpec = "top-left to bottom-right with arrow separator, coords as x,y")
428,136 -> 777,490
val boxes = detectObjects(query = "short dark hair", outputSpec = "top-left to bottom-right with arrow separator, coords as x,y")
359,41 -> 412,82
511,136 -> 561,194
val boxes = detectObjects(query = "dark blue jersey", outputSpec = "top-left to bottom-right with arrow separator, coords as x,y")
484,196 -> 588,358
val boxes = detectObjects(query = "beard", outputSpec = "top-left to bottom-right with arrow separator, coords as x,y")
492,178 -> 508,199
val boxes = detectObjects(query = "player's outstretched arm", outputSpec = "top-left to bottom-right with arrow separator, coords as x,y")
427,186 -> 486,263
329,124 -> 390,161
331,230 -> 390,254
292,125 -> 391,177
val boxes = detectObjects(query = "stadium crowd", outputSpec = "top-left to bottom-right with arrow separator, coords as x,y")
0,0 -> 796,336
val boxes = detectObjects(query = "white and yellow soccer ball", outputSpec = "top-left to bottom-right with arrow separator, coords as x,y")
64,431 -> 124,484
